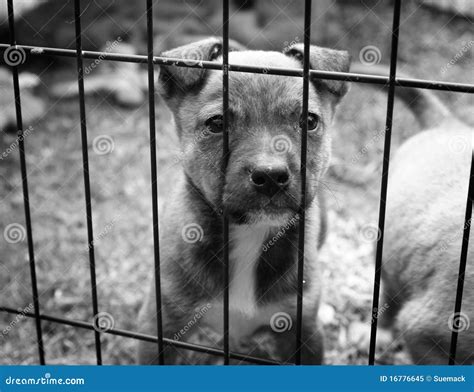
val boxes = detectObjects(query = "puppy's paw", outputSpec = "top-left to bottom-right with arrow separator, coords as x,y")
348,321 -> 395,362
238,330 -> 279,362
177,326 -> 223,365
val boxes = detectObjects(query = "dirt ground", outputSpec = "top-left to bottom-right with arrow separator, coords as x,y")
0,1 -> 473,364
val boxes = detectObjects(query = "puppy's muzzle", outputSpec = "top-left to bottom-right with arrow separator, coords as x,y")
250,165 -> 290,197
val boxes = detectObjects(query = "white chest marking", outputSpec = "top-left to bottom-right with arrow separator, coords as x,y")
229,225 -> 270,318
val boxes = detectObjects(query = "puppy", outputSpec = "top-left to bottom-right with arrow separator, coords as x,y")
352,63 -> 473,364
137,38 -> 350,364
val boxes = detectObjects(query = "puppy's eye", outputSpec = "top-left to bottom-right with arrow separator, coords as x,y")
205,115 -> 224,134
299,113 -> 320,132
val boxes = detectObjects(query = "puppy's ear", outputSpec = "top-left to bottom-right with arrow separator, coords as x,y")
159,37 -> 245,101
284,44 -> 351,101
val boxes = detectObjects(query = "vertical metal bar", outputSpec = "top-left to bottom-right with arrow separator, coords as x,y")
295,0 -> 312,366
448,150 -> 473,364
73,0 -> 102,365
222,0 -> 231,366
6,0 -> 45,365
368,0 -> 401,365
146,0 -> 165,365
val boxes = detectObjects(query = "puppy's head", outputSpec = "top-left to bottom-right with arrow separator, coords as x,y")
159,38 -> 350,225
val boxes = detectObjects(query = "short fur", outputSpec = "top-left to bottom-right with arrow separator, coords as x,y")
137,38 -> 350,364
351,63 -> 473,364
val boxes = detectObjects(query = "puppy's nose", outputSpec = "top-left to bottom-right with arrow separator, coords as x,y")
250,165 -> 290,196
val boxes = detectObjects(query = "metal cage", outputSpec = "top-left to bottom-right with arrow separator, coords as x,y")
0,0 -> 472,366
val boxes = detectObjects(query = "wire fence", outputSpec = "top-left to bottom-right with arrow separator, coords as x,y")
1,0 -> 473,366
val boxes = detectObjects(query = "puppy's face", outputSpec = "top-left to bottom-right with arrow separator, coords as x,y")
160,39 -> 350,225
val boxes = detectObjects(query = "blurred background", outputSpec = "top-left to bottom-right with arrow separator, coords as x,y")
0,0 -> 473,364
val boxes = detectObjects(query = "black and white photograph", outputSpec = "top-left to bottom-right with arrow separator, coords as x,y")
0,0 -> 472,387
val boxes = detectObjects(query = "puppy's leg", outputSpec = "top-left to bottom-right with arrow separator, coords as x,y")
137,283 -> 196,365
299,321 -> 325,364
136,303 -> 182,365
395,295 -> 452,365
249,317 -> 324,364
278,295 -> 324,364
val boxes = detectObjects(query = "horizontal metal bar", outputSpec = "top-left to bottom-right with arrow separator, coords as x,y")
0,44 -> 473,93
0,306 -> 282,365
